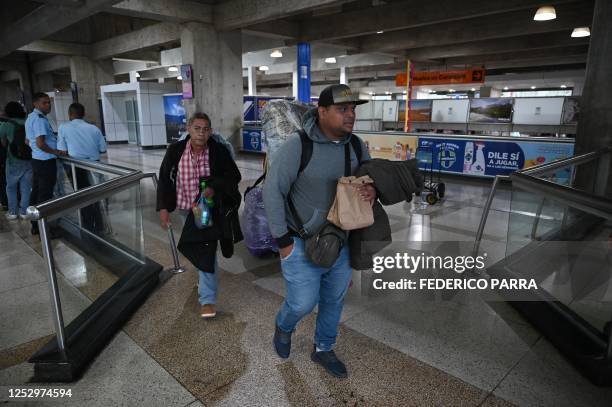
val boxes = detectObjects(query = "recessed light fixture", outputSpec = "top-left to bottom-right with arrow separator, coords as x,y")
177,75 -> 182,80
430,90 -> 436,93
258,65 -> 269,71
571,27 -> 590,37
470,88 -> 476,92
402,90 -> 407,94
376,30 -> 384,34
448,89 -> 455,92
533,6 -> 556,21
560,84 -> 567,88
503,86 -> 509,90
270,49 -> 283,58
134,72 -> 140,78
368,91 -> 375,95
384,91 -> 391,95
324,57 -> 337,64
530,85 -> 536,89
168,66 -> 179,72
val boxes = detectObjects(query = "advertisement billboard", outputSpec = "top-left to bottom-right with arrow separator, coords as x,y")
417,137 -> 574,178
469,98 -> 513,123
396,68 -> 485,86
181,64 -> 193,99
357,133 -> 418,161
163,94 -> 186,143
242,128 -> 266,153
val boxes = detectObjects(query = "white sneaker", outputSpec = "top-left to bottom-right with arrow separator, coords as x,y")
19,214 -> 28,220
5,213 -> 18,220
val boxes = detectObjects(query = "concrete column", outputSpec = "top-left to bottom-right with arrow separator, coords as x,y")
576,0 -> 612,153
247,66 -> 257,96
158,77 -> 165,84
292,64 -> 298,99
479,86 -> 492,97
36,73 -> 54,92
70,56 -> 101,127
340,66 -> 348,85
180,22 -> 243,142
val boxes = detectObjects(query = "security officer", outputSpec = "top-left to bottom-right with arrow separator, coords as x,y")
25,92 -> 66,235
57,102 -> 107,232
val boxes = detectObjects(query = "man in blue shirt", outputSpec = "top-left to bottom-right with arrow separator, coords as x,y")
26,92 -> 66,235
57,103 -> 107,232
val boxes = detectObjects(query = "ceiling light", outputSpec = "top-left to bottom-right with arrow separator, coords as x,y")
571,27 -> 590,37
430,90 -> 436,93
270,49 -> 283,58
324,57 -> 337,64
503,86 -> 509,90
448,89 -> 455,92
168,66 -> 179,72
533,6 -> 556,21
402,90 -> 407,94
384,91 -> 391,95
134,72 -> 140,78
560,84 -> 567,88
470,88 -> 476,91
258,65 -> 269,71
530,85 -> 536,89
368,91 -> 375,95
177,75 -> 182,80
376,30 -> 384,34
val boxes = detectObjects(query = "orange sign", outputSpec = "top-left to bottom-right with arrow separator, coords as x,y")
396,68 -> 485,86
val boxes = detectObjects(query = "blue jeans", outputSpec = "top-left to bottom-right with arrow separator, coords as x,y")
178,209 -> 219,304
5,159 -> 32,215
276,237 -> 352,351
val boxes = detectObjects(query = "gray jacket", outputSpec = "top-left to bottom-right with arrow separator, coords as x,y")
263,108 -> 370,248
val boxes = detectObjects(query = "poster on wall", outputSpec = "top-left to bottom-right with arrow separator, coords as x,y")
417,137 -> 574,178
399,99 -> 432,122
243,96 -> 256,121
181,64 -> 193,99
468,98 -> 513,123
163,94 -> 186,143
357,133 -> 418,161
562,96 -> 580,125
242,128 -> 266,153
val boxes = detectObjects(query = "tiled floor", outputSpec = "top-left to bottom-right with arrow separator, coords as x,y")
1,143 -> 611,406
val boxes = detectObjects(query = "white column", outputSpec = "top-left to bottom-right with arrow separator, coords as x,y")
292,64 -> 298,99
129,71 -> 139,83
247,66 -> 256,96
340,66 -> 348,85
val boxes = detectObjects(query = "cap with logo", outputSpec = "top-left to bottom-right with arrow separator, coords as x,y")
318,84 -> 368,107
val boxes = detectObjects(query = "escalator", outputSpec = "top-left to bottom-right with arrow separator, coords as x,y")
477,147 -> 612,386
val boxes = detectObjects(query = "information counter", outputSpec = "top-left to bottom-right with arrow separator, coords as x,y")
354,131 -> 575,178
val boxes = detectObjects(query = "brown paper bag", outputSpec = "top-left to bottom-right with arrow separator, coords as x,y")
327,175 -> 374,230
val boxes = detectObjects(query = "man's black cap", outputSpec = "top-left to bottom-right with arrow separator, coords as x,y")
318,84 -> 368,107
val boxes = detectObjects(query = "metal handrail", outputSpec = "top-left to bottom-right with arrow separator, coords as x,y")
59,156 -> 136,176
473,175 -> 509,256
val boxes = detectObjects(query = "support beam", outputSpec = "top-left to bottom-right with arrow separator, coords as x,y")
243,21 -> 299,39
33,55 -> 72,74
91,22 -> 181,60
358,2 -> 593,53
0,0 -> 121,57
19,40 -> 89,56
214,0 -> 350,31
299,0 -> 585,42
404,32 -> 590,61
108,0 -> 212,23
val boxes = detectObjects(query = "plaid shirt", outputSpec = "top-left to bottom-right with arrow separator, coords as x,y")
176,141 -> 210,210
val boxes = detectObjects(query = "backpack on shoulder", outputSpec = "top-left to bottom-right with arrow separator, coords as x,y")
7,120 -> 31,160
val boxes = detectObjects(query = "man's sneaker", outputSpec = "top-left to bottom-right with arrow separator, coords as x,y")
311,346 -> 348,378
200,304 -> 216,318
19,213 -> 28,220
5,213 -> 18,220
273,325 -> 293,359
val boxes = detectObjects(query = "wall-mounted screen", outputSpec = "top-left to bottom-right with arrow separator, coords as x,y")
513,97 -> 564,125
431,99 -> 470,123
469,98 -> 513,123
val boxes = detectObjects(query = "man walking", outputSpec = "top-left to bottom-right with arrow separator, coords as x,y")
26,92 -> 66,235
57,102 -> 107,232
264,84 -> 375,378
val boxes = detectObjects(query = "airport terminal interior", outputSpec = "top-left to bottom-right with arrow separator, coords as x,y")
1,0 -> 611,406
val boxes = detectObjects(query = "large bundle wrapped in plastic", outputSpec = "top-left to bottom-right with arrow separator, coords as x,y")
241,183 -> 278,257
261,99 -> 310,164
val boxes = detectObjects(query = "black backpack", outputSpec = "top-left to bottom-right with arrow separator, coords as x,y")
7,119 -> 31,160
